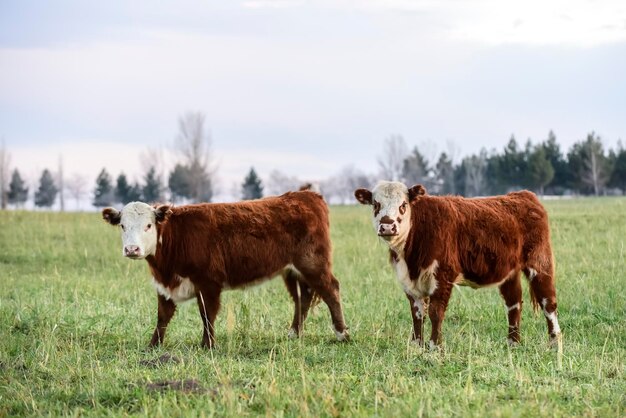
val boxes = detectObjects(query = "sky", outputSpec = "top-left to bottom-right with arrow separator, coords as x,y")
1,0 -> 625,203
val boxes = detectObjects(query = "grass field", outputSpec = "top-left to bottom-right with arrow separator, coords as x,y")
1,198 -> 624,417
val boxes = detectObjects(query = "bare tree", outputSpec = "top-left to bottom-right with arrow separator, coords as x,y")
464,150 -> 488,197
378,134 -> 408,181
66,173 -> 87,210
0,139 -> 10,210
323,165 -> 373,204
266,170 -> 301,195
174,111 -> 216,202
581,133 -> 609,196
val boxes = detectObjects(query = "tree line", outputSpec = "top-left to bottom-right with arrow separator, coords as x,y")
1,125 -> 624,210
318,131 -> 625,203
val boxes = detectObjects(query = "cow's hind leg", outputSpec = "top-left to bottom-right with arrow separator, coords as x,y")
499,271 -> 523,345
283,269 -> 314,338
526,268 -> 561,346
150,294 -> 177,347
196,283 -> 222,349
300,269 -> 349,341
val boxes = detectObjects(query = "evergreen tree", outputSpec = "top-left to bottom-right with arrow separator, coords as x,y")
168,163 -> 192,202
8,169 -> 28,207
34,169 -> 58,208
497,136 -> 527,190
128,182 -> 143,202
115,173 -> 133,204
93,168 -> 114,207
142,166 -> 162,203
608,141 -> 626,194
402,147 -> 430,187
241,167 -> 263,200
434,152 -> 455,195
527,145 -> 555,195
541,131 -> 568,194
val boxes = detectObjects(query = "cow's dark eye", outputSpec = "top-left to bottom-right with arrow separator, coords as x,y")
121,224 -> 125,231
399,202 -> 408,215
146,224 -> 152,230
373,201 -> 381,213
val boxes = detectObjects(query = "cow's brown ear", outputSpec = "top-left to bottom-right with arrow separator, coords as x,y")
408,184 -> 427,202
354,188 -> 373,205
154,204 -> 173,223
102,207 -> 121,225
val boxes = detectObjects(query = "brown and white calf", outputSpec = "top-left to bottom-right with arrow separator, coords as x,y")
355,181 -> 561,349
102,191 -> 349,348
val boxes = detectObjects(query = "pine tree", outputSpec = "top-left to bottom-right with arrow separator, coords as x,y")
115,173 -> 132,204
527,145 -> 554,195
241,167 -> 263,200
128,182 -> 142,202
168,163 -> 192,202
8,169 -> 28,207
541,131 -> 568,194
434,152 -> 455,195
34,169 -> 58,208
402,147 -> 429,187
93,168 -> 114,207
142,166 -> 162,203
608,141 -> 626,193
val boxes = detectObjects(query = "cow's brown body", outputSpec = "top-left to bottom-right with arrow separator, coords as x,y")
355,182 -> 561,348
103,191 -> 349,348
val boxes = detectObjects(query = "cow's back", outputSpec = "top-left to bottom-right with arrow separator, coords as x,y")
406,191 -> 551,285
155,191 -> 331,286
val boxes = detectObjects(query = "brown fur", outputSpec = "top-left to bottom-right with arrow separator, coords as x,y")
404,189 -> 558,345
107,191 -> 348,348
358,184 -> 559,347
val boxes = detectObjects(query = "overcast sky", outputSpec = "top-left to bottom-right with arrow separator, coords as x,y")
1,0 -> 625,201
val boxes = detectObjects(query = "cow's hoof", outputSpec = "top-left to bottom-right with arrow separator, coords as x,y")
428,340 -> 441,351
549,333 -> 563,350
409,338 -> 424,347
334,328 -> 350,342
507,338 -> 520,347
287,328 -> 299,339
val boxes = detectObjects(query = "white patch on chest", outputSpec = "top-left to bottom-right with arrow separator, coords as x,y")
395,257 -> 439,299
152,276 -> 197,304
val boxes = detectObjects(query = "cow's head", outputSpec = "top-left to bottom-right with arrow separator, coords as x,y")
355,181 -> 426,244
102,202 -> 173,259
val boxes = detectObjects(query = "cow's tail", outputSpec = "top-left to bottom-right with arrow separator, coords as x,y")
524,251 -> 556,313
309,290 -> 322,309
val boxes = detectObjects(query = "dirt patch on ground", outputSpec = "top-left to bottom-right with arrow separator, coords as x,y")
139,353 -> 181,368
145,379 -> 219,395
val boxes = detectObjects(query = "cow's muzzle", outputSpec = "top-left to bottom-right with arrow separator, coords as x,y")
378,216 -> 398,237
124,245 -> 142,258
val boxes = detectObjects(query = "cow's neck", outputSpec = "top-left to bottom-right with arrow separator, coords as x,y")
386,224 -> 410,259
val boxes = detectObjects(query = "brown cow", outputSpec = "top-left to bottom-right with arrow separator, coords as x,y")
355,181 -> 561,349
102,191 -> 349,348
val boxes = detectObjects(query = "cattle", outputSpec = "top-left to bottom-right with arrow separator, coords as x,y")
102,191 -> 349,348
355,181 -> 561,349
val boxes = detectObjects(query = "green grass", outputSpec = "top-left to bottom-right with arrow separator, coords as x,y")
0,199 -> 624,417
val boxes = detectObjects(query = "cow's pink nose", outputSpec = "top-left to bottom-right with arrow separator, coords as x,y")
124,245 -> 140,257
378,223 -> 398,236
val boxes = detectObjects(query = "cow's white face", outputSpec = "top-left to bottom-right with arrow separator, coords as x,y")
102,202 -> 172,259
355,181 -> 426,249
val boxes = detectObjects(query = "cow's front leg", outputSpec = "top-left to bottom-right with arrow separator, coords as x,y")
406,294 -> 428,346
150,294 -> 177,347
428,285 -> 452,349
196,284 -> 222,349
